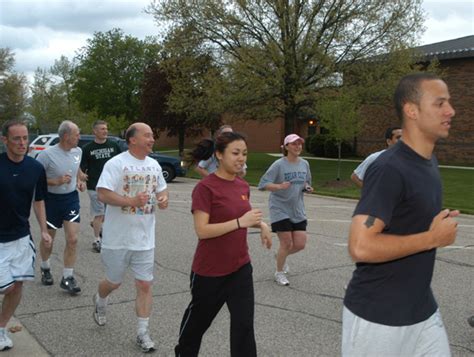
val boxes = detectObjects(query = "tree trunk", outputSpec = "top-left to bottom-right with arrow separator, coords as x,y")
178,127 -> 185,157
337,141 -> 342,181
284,106 -> 297,135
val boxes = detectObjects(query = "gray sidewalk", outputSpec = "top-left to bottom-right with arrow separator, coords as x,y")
4,177 -> 474,356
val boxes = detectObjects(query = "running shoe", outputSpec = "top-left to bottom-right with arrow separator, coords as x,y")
92,294 -> 106,326
60,276 -> 81,294
0,329 -> 13,351
136,332 -> 156,353
92,240 -> 101,253
41,268 -> 54,285
274,271 -> 290,286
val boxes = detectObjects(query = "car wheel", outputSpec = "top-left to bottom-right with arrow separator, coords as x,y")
161,164 -> 176,183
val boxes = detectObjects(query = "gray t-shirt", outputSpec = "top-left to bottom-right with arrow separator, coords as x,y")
258,157 -> 312,224
198,155 -> 247,175
198,155 -> 219,174
37,144 -> 82,194
353,149 -> 385,181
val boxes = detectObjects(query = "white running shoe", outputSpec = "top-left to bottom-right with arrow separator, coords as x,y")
92,294 -> 107,326
0,329 -> 13,351
274,271 -> 290,286
136,332 -> 156,353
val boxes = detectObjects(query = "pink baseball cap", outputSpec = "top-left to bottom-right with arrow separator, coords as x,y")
284,134 -> 305,146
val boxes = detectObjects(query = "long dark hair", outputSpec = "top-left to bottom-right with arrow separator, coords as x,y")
184,132 -> 247,167
183,138 -> 215,167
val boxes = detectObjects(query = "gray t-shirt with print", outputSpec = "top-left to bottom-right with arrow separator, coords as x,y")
258,157 -> 312,224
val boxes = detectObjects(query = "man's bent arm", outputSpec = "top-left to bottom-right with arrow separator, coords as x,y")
97,187 -> 136,207
349,210 -> 458,263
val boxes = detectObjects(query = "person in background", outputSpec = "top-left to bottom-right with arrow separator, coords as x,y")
80,120 -> 121,253
194,125 -> 247,178
37,120 -> 86,294
0,120 -> 52,351
350,126 -> 402,188
93,123 -> 168,353
342,73 -> 458,356
174,132 -> 272,357
258,134 -> 313,286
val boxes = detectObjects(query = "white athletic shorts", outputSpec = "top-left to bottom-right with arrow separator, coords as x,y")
342,306 -> 451,356
101,248 -> 154,284
0,235 -> 36,292
88,190 -> 105,217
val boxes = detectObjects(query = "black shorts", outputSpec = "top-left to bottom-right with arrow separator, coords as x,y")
271,219 -> 307,233
45,191 -> 80,230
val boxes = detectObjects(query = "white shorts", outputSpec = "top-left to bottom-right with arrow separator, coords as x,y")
0,235 -> 36,292
88,190 -> 105,217
342,306 -> 451,356
101,248 -> 154,284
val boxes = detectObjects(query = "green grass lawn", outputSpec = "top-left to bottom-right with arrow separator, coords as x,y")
180,151 -> 474,214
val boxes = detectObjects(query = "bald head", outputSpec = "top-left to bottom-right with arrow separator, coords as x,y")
125,122 -> 155,159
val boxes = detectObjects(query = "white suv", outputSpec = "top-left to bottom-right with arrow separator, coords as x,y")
28,134 -> 60,158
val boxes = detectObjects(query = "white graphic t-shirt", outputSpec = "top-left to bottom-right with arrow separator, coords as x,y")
97,151 -> 167,250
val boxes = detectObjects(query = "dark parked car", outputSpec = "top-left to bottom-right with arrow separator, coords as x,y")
78,135 -> 186,183
29,134 -> 185,183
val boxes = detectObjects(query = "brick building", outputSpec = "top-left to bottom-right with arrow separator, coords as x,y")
156,36 -> 473,163
355,35 -> 474,164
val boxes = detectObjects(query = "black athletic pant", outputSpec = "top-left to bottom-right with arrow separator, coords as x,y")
175,262 -> 256,357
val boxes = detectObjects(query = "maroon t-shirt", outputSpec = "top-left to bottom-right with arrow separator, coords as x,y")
191,174 -> 252,277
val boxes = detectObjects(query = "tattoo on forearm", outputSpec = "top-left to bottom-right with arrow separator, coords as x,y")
364,216 -> 376,228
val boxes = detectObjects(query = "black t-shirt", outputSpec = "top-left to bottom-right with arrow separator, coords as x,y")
80,139 -> 121,190
0,153 -> 47,242
344,141 -> 442,326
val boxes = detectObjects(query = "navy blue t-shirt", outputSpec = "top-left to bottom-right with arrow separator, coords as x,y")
344,141 -> 442,326
0,153 -> 47,242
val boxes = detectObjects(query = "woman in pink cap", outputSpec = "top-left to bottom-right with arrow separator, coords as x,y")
258,134 -> 313,286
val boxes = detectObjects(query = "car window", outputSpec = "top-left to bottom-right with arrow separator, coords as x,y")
32,136 -> 51,145
51,137 -> 60,145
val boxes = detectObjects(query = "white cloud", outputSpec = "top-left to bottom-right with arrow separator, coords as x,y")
420,0 -> 474,44
1,0 -> 473,86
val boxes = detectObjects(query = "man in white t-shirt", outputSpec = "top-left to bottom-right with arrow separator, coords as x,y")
92,122 -> 168,353
351,127 -> 402,188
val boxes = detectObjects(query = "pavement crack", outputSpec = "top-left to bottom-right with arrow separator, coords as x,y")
255,301 -> 341,325
436,256 -> 474,268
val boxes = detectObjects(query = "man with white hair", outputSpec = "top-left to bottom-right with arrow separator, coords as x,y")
37,120 -> 86,294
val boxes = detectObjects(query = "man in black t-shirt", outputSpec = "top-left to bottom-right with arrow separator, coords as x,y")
0,120 -> 51,351
80,120 -> 121,252
342,73 -> 459,356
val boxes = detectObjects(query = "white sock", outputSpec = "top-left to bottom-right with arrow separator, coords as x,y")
63,268 -> 73,279
40,260 -> 50,270
137,317 -> 149,336
96,294 -> 108,308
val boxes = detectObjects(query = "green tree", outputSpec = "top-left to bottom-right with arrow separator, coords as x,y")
148,0 -> 424,135
317,93 -> 362,180
73,29 -> 160,123
0,48 -> 28,124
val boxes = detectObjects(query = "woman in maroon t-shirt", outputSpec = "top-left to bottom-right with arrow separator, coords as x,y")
175,132 -> 272,357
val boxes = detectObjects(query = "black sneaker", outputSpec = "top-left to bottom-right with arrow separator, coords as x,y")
60,276 -> 81,294
41,268 -> 54,285
92,240 -> 101,253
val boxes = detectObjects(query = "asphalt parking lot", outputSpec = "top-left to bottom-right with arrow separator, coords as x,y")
3,177 -> 474,356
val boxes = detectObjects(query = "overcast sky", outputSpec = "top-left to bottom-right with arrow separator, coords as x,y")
1,0 -> 473,84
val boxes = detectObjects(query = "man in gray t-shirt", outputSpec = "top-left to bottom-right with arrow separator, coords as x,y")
351,127 -> 402,188
36,120 -> 86,295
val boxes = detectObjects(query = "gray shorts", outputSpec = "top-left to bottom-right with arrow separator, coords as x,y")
88,190 -> 105,217
101,248 -> 154,284
342,306 -> 451,356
